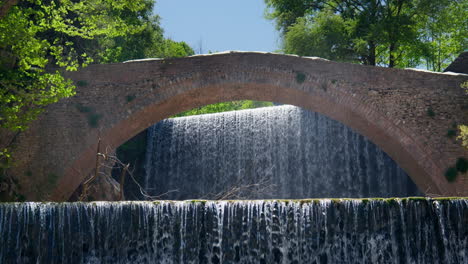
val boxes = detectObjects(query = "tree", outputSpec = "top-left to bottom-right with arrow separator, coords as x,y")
0,0 -> 194,151
95,6 -> 194,63
0,0 -> 152,132
283,12 -> 356,62
265,0 -> 467,69
173,101 -> 274,117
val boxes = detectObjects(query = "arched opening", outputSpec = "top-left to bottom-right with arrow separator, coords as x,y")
48,53 -> 461,200
60,79 -> 432,201
111,101 -> 421,201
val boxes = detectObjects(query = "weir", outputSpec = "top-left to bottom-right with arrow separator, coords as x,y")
144,105 -> 421,199
0,199 -> 466,263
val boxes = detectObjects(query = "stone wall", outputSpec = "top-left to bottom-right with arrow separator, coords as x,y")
2,52 -> 468,200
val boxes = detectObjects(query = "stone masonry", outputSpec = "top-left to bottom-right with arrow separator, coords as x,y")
2,52 -> 468,200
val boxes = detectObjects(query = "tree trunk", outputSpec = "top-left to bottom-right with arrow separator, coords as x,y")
0,0 -> 19,19
389,42 -> 396,68
368,41 -> 376,66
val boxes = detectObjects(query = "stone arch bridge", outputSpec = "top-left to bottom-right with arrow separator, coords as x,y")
4,52 -> 468,200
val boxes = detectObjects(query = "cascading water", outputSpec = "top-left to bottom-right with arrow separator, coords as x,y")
144,105 -> 421,199
0,199 -> 466,263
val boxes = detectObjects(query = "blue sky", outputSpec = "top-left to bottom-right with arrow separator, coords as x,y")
154,0 -> 279,54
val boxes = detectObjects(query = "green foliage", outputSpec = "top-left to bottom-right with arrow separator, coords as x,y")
456,158 -> 468,173
444,167 -> 458,182
265,0 -> 467,70
0,0 -> 153,132
459,125 -> 468,149
0,147 -> 24,201
173,101 -> 275,117
97,10 -> 194,63
0,147 -> 11,180
284,13 -> 355,62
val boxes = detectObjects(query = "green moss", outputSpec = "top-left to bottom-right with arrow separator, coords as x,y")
25,170 -> 32,177
407,197 -> 427,201
384,198 -> 399,205
298,199 -> 310,205
444,167 -> 458,182
432,197 -> 468,201
48,173 -> 58,183
76,104 -> 92,113
456,157 -> 468,173
188,200 -> 207,204
331,79 -> 337,84
75,104 -> 102,128
126,94 -> 136,103
427,107 -> 435,117
295,72 -> 306,84
447,129 -> 457,138
76,80 -> 88,87
87,113 -> 102,128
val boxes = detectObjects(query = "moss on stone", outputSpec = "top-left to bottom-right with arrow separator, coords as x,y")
445,167 -> 458,182
126,94 -> 136,103
295,72 -> 306,84
76,80 -> 88,87
456,157 -> 468,173
87,113 -> 102,128
427,107 -> 435,117
447,129 -> 457,138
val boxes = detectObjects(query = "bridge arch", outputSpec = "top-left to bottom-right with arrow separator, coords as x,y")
6,52 -> 467,200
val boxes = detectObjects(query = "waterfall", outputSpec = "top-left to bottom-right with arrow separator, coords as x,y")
1,199 -> 466,263
144,105 -> 421,199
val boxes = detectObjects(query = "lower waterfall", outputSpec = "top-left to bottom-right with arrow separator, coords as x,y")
0,199 -> 466,263
144,105 -> 421,199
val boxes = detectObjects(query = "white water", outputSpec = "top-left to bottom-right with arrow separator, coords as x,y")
144,105 -> 420,199
0,199 -> 466,263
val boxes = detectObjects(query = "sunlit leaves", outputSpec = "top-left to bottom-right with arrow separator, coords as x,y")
174,101 -> 274,118
266,0 -> 466,70
0,0 -> 150,131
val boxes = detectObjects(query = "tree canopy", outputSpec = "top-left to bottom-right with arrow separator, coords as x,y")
265,0 -> 467,70
173,101 -> 274,118
0,0 -> 193,133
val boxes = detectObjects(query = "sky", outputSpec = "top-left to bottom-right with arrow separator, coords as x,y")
153,0 -> 279,54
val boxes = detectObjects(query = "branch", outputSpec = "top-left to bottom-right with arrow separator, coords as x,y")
0,0 -> 19,19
